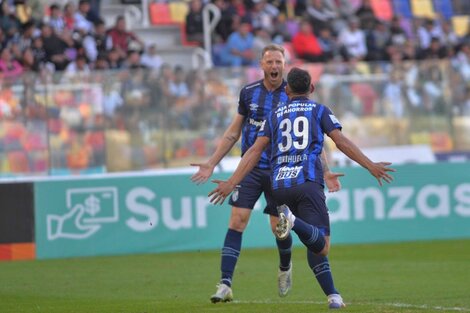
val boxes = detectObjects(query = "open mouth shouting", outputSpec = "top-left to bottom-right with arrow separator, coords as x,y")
270,71 -> 280,80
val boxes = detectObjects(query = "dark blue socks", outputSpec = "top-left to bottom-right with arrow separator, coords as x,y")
291,218 -> 326,254
276,233 -> 292,271
220,228 -> 242,287
307,250 -> 339,296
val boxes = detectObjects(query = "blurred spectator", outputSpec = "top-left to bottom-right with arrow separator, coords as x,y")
81,0 -> 100,24
185,0 -> 204,46
439,20 -> 459,47
292,19 -> 324,62
1,1 -> 20,34
41,24 -> 69,71
17,21 -> 35,51
63,2 -> 76,30
355,0 -> 375,30
21,47 -> 40,71
401,40 -> 417,61
75,25 -> 98,62
103,82 -> 123,118
220,20 -> 256,66
31,36 -> 47,66
94,53 -> 109,70
388,16 -> 408,47
213,0 -> 237,41
417,18 -> 442,50
107,15 -> 144,57
89,0 -> 101,18
321,0 -> 351,33
169,66 -> 190,98
317,27 -> 338,61
93,19 -> 111,55
169,65 -> 191,128
338,17 -> 367,61
324,0 -> 353,20
305,0 -> 337,35
383,70 -> 405,117
246,0 -> 278,35
123,50 -> 146,69
252,28 -> 272,60
420,64 -> 445,113
64,54 -> 90,80
366,20 -> 390,61
140,44 -> 163,70
74,0 -> 93,33
0,46 -> 23,78
106,47 -> 122,69
49,3 -> 65,34
272,13 -> 296,42
0,28 -> 6,50
420,37 -> 448,59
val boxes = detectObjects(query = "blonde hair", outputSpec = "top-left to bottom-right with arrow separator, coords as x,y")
261,44 -> 285,58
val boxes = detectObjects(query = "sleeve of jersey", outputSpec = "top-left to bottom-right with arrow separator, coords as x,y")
257,113 -> 272,139
320,105 -> 342,134
237,88 -> 247,116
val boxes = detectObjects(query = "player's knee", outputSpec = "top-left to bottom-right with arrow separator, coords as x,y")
228,214 -> 250,231
319,239 -> 330,256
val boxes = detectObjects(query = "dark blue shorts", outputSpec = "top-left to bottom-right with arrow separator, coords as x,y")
272,181 -> 331,236
228,167 -> 278,215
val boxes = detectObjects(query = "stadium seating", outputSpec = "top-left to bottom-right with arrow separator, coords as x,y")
149,2 -> 173,25
410,0 -> 436,18
371,0 -> 394,21
433,0 -> 454,20
169,2 -> 189,24
392,0 -> 413,18
452,15 -> 469,36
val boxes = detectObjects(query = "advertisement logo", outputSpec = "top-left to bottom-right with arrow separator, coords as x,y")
47,187 -> 118,240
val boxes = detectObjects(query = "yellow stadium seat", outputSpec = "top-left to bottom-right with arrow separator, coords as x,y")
169,2 -> 189,24
452,15 -> 469,37
410,0 -> 435,19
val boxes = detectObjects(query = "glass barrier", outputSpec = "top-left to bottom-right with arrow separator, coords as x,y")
1,59 -> 469,177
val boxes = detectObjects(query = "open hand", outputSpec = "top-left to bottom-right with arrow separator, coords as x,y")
190,163 -> 214,184
324,171 -> 344,192
208,179 -> 237,205
369,162 -> 396,186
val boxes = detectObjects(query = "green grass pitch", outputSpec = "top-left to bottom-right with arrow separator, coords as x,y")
1,239 -> 469,313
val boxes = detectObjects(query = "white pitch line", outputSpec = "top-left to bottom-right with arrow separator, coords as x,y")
232,299 -> 470,312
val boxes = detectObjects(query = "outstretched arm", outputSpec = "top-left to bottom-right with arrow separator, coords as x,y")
320,148 -> 344,192
209,136 -> 270,205
191,114 -> 245,184
328,129 -> 395,186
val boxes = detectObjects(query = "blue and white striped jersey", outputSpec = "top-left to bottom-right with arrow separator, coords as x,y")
258,96 -> 342,189
238,79 -> 288,169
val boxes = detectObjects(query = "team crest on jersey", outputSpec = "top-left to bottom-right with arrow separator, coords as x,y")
231,188 -> 239,202
249,103 -> 259,111
275,166 -> 303,180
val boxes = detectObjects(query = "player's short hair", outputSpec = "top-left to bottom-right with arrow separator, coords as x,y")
261,44 -> 285,59
287,67 -> 311,94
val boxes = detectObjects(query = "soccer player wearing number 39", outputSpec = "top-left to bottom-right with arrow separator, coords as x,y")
209,67 -> 396,309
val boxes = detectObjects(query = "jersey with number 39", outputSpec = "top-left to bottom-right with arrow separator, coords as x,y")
258,97 -> 342,190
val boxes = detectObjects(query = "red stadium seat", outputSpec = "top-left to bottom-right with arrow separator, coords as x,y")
149,3 -> 173,25
371,0 -> 394,21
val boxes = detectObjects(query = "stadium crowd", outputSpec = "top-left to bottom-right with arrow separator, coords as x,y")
1,0 -> 470,176
1,0 -> 470,74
